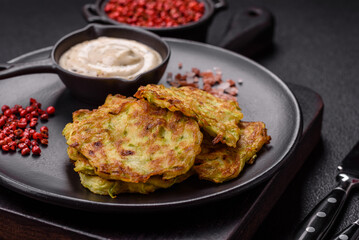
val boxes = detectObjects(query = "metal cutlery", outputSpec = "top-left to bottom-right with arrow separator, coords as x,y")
331,219 -> 359,240
293,141 -> 359,240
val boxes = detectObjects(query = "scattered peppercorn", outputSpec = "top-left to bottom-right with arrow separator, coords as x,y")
40,126 -> 48,134
17,121 -> 27,129
31,139 -> 38,147
21,147 -> 31,156
46,106 -> 55,115
2,144 -> 10,152
1,105 -> 9,113
17,142 -> 27,150
4,109 -> 12,117
29,121 -> 37,128
8,141 -> 16,151
0,98 -> 53,156
32,132 -> 43,141
104,0 -> 205,28
40,139 -> 48,146
32,145 -> 41,155
40,113 -> 49,121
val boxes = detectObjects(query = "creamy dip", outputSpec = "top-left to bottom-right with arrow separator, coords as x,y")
59,37 -> 162,80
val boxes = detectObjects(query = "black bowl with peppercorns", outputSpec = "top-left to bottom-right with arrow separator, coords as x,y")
83,0 -> 227,42
0,24 -> 171,104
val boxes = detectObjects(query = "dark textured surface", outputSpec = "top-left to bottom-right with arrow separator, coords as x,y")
210,0 -> 359,238
0,0 -> 358,239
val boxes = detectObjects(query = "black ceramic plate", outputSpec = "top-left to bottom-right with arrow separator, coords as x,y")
0,39 -> 301,212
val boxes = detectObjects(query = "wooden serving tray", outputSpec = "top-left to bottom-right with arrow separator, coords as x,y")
0,83 -> 322,240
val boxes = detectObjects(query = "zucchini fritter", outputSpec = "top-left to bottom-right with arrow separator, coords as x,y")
63,94 -> 203,183
69,150 -> 193,196
134,84 -> 243,147
194,121 -> 271,183
79,172 -> 193,196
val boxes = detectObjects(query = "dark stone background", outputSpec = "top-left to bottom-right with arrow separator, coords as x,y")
0,0 -> 358,239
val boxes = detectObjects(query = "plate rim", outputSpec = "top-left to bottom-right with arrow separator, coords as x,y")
0,39 -> 302,212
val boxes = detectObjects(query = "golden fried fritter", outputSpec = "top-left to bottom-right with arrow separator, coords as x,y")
63,94 -> 203,183
79,173 -> 155,196
66,147 -> 96,175
194,121 -> 271,183
69,149 -> 193,196
134,84 -> 243,147
78,171 -> 193,196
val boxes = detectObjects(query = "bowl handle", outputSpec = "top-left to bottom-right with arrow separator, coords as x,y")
0,57 -> 56,80
219,7 -> 275,58
212,0 -> 227,11
83,4 -> 112,24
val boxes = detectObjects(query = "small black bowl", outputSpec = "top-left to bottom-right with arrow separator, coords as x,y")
0,24 -> 171,103
83,0 -> 227,42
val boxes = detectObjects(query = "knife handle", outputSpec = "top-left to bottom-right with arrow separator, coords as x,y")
292,187 -> 348,240
330,219 -> 359,240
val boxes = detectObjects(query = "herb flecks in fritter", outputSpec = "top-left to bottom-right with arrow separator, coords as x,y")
78,171 -> 194,197
194,121 -> 271,183
63,94 -> 203,184
63,86 -> 271,197
69,149 -> 194,196
134,84 -> 243,147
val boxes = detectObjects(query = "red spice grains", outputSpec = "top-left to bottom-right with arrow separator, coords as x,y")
167,65 -> 241,101
0,98 -> 55,156
46,106 -> 55,115
104,0 -> 205,28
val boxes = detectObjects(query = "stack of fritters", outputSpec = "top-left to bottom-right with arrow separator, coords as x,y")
63,94 -> 203,196
63,85 -> 270,197
136,85 -> 271,183
135,84 -> 243,147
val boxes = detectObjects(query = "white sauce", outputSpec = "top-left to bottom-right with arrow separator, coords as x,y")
59,37 -> 162,80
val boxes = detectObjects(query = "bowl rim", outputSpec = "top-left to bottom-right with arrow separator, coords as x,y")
92,0 -> 215,32
52,23 -> 171,83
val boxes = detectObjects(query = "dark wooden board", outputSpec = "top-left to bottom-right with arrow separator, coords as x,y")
0,83 -> 323,240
